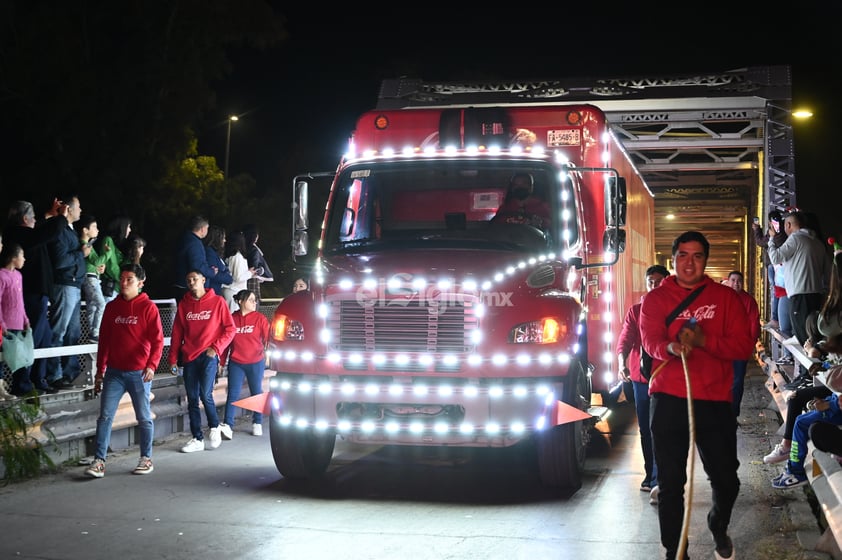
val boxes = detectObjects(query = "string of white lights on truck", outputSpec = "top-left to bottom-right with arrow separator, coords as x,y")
267,138 -> 608,436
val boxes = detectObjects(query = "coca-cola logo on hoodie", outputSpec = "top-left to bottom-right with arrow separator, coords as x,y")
237,325 -> 255,334
186,310 -> 212,321
115,315 -> 139,325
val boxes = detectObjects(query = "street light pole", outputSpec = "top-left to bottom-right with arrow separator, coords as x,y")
224,115 -> 239,177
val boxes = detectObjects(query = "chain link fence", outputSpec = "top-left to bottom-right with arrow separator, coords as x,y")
1,299 -> 279,388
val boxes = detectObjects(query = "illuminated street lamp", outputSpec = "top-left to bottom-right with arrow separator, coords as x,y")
224,115 -> 239,177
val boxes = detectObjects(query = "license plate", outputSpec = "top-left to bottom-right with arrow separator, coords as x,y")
547,129 -> 581,147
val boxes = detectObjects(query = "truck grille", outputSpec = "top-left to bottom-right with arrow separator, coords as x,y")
328,298 -> 476,355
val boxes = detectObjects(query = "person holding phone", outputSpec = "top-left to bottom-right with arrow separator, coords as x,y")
752,209 -> 787,330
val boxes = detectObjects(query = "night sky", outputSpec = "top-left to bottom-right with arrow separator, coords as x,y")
201,7 -> 839,237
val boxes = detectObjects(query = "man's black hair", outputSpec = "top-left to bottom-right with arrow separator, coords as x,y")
671,231 -> 710,258
645,264 -> 669,278
120,262 -> 146,281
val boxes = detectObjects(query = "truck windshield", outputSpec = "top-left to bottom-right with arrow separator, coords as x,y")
323,159 -> 578,254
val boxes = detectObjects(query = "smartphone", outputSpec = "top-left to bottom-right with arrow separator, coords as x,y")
771,218 -> 780,233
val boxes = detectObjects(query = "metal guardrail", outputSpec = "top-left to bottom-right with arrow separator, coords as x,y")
765,328 -> 842,556
0,298 -> 282,389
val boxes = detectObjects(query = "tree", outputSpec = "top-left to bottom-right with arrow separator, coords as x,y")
0,0 -> 286,222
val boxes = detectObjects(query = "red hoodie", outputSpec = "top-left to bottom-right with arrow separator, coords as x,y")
169,289 -> 236,366
223,309 -> 270,365
640,275 -> 754,402
97,292 -> 164,375
616,298 -> 646,383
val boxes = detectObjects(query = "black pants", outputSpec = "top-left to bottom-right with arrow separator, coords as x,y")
790,292 -> 824,346
651,393 -> 740,560
810,421 -> 842,455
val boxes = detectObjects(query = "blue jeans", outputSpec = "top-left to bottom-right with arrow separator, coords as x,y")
47,284 -> 82,383
767,265 -> 778,321
22,293 -> 53,390
94,368 -> 153,460
789,406 -> 842,475
183,353 -> 220,440
632,380 -> 657,486
224,360 -> 265,425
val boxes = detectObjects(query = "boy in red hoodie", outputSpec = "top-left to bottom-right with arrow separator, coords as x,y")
169,269 -> 236,453
85,263 -> 163,478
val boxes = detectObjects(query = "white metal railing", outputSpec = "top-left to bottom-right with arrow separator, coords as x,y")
1,298 -> 282,389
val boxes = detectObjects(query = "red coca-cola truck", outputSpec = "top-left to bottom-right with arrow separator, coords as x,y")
266,94 -> 654,491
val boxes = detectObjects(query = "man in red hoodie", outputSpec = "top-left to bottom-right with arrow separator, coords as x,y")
640,231 -> 754,560
169,269 -> 236,453
84,263 -> 163,478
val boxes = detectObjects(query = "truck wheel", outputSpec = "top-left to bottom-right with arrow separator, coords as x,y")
534,360 -> 590,492
270,420 -> 336,480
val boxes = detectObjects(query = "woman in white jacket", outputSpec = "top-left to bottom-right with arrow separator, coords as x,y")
222,231 -> 254,313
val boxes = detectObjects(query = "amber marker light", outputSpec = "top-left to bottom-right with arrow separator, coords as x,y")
374,115 -> 390,130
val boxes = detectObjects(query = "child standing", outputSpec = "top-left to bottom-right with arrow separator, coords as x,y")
0,242 -> 32,397
220,289 -> 270,438
76,214 -> 107,341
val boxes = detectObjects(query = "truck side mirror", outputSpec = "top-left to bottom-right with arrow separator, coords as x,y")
603,229 -> 626,254
604,176 -> 627,227
292,177 -> 310,257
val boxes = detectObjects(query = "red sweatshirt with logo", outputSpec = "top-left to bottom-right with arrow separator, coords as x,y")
223,310 -> 270,365
97,292 -> 164,375
169,289 -> 236,366
640,275 -> 754,402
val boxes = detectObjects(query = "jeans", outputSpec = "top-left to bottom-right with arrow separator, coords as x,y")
768,265 -> 778,321
731,360 -> 748,417
94,368 -> 153,460
47,284 -> 82,384
651,393 -> 740,560
82,275 -> 106,338
183,352 -> 220,440
224,360 -> 265,425
632,380 -> 657,486
789,406 -> 842,475
783,385 -> 831,440
23,293 -> 53,390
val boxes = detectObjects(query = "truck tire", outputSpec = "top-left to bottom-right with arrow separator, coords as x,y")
534,360 -> 590,492
270,420 -> 336,480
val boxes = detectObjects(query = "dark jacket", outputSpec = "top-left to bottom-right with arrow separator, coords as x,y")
173,230 -> 217,288
205,245 -> 233,296
2,215 -> 68,296
48,222 -> 86,288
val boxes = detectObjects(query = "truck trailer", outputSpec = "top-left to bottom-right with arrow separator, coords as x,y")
265,93 -> 655,491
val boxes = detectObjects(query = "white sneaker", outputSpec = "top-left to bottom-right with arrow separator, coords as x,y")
763,443 -> 790,464
181,438 -> 205,453
252,423 -> 263,437
208,427 -> 222,449
649,485 -> 659,505
218,423 -> 233,440
714,535 -> 735,560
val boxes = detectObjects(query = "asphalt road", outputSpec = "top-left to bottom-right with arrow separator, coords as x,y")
0,365 -> 823,560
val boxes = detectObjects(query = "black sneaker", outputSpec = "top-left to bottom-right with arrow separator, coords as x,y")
783,373 -> 811,390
